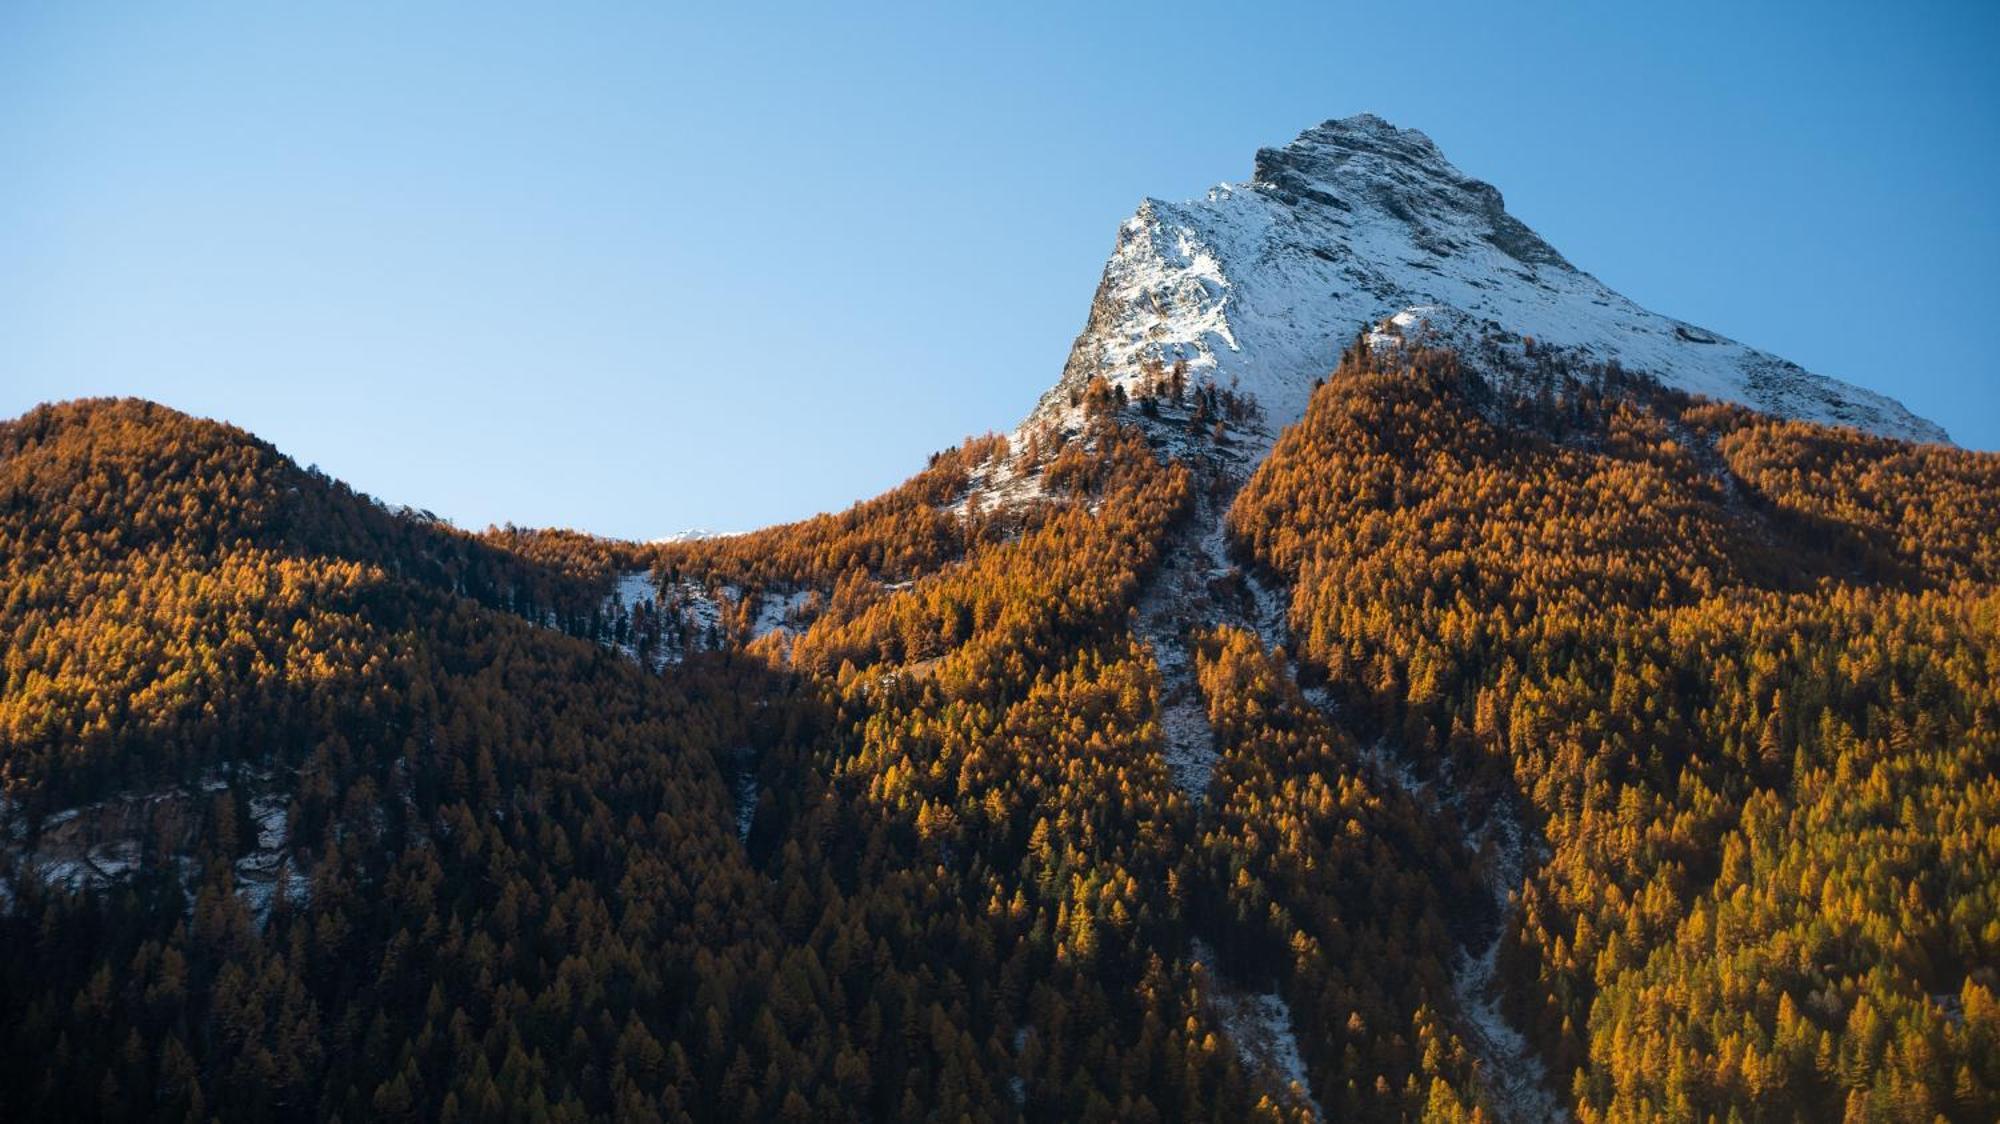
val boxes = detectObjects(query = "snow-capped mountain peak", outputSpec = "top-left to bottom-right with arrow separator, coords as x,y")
1043,114 -> 1947,445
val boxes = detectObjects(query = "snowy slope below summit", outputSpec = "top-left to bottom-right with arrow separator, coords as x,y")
1044,114 -> 1946,446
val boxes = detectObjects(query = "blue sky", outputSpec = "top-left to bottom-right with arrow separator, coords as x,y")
4,3 -> 1995,538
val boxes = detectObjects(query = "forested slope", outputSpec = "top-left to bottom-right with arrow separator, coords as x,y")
2,360 -> 1994,1123
1230,342 -> 2000,1120
0,400 -> 764,1119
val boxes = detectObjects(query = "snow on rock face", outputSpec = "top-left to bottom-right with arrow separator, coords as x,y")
1190,938 -> 1321,1117
1045,114 -> 1947,445
1,767 -> 309,925
602,570 -> 823,670
750,589 -> 814,640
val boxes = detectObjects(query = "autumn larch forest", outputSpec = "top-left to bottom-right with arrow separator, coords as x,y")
3,317 -> 1995,1122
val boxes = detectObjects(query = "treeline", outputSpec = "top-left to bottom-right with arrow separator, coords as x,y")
640,432 -> 1017,596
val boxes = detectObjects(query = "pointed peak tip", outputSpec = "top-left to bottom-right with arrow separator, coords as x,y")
1285,114 -> 1442,156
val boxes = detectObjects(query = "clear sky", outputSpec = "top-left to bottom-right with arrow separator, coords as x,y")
4,3 -> 1995,539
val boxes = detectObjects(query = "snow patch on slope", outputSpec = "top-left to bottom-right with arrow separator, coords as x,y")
235,793 -> 307,924
604,570 -> 824,669
1338,733 -> 1565,1122
751,589 -> 814,639
1191,937 -> 1321,1117
1451,800 -> 1567,1124
944,450 -> 1050,519
1133,492 -> 1229,799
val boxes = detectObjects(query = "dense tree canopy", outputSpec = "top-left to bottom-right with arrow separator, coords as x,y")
3,356 -> 1993,1123
1230,343 -> 2000,1121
